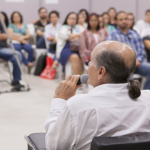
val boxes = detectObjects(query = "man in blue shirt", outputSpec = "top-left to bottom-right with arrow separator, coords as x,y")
107,11 -> 150,89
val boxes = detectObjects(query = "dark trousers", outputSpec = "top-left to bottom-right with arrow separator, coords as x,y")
0,48 -> 21,82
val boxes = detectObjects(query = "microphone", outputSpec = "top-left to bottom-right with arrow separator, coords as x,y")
77,74 -> 89,85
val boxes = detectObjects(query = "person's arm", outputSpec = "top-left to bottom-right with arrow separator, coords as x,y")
45,75 -> 80,150
36,29 -> 44,37
106,32 -> 115,41
23,28 -> 30,40
7,28 -> 22,42
79,32 -> 91,62
32,19 -> 40,24
0,33 -> 7,40
68,33 -> 80,40
45,99 -> 76,150
136,34 -> 146,63
143,40 -> 150,50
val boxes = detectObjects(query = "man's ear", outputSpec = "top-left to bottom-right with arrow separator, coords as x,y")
98,66 -> 106,80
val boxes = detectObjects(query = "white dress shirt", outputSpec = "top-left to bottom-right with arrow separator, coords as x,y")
134,20 -> 150,35
44,23 -> 61,49
45,83 -> 150,150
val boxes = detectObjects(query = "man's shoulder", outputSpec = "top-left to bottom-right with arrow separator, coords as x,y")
108,29 -> 118,35
66,94 -> 90,114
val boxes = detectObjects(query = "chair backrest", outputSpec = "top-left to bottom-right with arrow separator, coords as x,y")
133,26 -> 141,35
27,24 -> 35,35
141,29 -> 150,38
90,133 -> 150,150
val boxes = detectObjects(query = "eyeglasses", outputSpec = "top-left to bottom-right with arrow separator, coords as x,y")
68,18 -> 77,20
90,20 -> 98,22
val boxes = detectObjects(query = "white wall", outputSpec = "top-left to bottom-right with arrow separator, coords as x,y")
0,0 -> 150,24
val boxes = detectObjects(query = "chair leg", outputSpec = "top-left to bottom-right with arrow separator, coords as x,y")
65,61 -> 72,79
8,61 -> 13,82
58,64 -> 63,81
28,144 -> 33,150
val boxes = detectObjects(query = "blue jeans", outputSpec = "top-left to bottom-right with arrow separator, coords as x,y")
134,62 -> 150,89
36,36 -> 46,49
13,43 -> 33,65
0,48 -> 22,82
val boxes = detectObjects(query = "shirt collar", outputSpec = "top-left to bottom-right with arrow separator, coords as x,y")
89,83 -> 128,95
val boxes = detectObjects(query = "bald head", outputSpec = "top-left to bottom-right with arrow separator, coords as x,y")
93,41 -> 135,68
92,41 -> 136,83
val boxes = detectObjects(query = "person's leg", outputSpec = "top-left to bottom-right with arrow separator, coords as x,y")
134,62 -> 150,89
22,43 -> 34,63
36,36 -> 46,49
14,43 -> 29,65
0,48 -> 21,82
69,54 -> 81,75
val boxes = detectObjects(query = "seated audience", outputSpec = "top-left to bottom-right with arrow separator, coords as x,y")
34,7 -> 50,49
127,12 -> 135,30
8,11 -> 34,70
76,13 -> 87,32
102,12 -> 115,34
134,9 -> 150,35
56,12 -> 83,74
79,9 -> 89,27
107,11 -> 150,89
98,15 -> 104,28
143,36 -> 150,63
44,11 -> 61,54
0,12 -> 22,86
79,13 -> 107,65
108,7 -> 117,28
45,41 -> 150,150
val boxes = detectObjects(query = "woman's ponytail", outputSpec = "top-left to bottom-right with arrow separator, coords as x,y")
127,80 -> 141,100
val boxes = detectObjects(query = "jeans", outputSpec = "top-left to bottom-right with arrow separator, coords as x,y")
134,62 -> 150,89
0,48 -> 21,82
13,43 -> 33,65
36,36 -> 46,49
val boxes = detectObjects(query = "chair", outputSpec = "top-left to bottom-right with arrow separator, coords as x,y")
24,133 -> 150,150
133,26 -> 141,36
141,29 -> 150,39
0,58 -> 13,82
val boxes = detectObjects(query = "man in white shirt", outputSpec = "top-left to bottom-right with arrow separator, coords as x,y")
45,41 -> 150,150
134,9 -> 150,35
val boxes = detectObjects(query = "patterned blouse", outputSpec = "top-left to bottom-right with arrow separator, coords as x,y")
79,28 -> 107,62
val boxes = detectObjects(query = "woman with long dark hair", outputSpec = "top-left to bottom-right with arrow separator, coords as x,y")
8,11 -> 34,71
79,13 -> 107,65
56,12 -> 83,75
102,12 -> 115,34
79,9 -> 89,26
108,7 -> 117,28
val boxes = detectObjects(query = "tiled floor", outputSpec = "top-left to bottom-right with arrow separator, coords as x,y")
0,69 -> 86,150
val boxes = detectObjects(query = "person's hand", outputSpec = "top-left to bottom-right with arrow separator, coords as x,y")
54,75 -> 81,100
21,39 -> 28,44
52,37 -> 57,43
19,36 -> 25,41
136,59 -> 141,67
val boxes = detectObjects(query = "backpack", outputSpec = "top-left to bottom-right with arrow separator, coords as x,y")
34,54 -> 47,76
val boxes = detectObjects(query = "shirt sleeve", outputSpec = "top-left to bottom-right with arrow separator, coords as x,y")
45,98 -> 76,150
136,33 -> 146,62
106,32 -> 115,41
8,24 -> 13,29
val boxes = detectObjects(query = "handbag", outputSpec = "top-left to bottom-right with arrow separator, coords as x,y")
69,39 -> 79,52
49,42 -> 56,51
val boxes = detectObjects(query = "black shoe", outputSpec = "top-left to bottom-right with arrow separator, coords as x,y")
11,81 -> 25,88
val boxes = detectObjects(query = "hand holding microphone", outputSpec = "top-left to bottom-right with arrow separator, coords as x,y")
54,74 -> 89,100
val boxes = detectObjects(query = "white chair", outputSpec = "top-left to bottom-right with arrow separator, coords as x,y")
133,26 -> 141,35
141,29 -> 150,38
